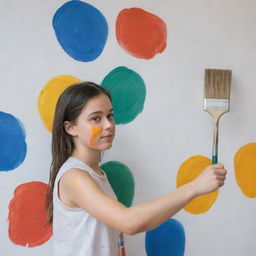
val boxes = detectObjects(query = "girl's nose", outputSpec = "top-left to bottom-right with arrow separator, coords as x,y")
104,117 -> 114,129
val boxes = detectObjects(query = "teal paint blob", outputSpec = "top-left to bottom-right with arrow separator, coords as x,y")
101,66 -> 146,124
101,161 -> 135,207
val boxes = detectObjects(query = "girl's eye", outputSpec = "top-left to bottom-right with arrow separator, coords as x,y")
91,116 -> 101,122
108,113 -> 114,119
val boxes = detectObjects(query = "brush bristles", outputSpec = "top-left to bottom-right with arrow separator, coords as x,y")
204,69 -> 232,99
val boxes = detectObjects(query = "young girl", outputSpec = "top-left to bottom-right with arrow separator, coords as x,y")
46,82 -> 227,256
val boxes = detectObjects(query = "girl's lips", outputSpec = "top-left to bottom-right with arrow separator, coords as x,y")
100,135 -> 113,139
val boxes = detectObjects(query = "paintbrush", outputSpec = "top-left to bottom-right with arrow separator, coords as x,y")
204,69 -> 232,164
118,232 -> 126,256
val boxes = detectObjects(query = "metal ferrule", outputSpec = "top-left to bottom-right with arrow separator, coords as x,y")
204,98 -> 230,110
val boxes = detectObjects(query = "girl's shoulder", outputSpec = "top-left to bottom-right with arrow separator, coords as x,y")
61,166 -> 92,183
60,167 -> 93,192
59,157 -> 87,172
60,157 -> 107,179
57,167 -> 96,209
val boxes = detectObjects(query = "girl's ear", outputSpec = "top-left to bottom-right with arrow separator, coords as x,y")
64,121 -> 77,136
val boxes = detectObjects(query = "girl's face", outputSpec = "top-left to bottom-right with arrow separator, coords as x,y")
66,94 -> 115,151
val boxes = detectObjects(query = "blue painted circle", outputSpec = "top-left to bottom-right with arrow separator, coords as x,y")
0,112 -> 27,172
145,219 -> 185,256
53,0 -> 108,62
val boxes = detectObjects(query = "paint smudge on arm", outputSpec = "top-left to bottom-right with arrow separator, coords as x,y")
72,176 -> 79,188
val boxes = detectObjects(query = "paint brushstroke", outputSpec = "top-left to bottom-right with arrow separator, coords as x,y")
176,155 -> 218,214
102,66 -> 146,124
8,181 -> 52,247
90,126 -> 101,146
53,0 -> 108,62
234,143 -> 256,198
116,8 -> 167,59
145,219 -> 185,256
38,75 -> 81,132
101,161 -> 134,207
0,111 -> 27,172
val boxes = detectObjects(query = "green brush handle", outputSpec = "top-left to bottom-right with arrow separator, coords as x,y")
212,155 -> 218,165
212,121 -> 219,165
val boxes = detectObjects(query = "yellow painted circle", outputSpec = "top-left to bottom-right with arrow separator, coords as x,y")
176,155 -> 219,214
38,75 -> 81,132
234,143 -> 256,198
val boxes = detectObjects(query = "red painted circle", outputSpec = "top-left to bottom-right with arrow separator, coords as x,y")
8,181 -> 52,247
116,8 -> 167,59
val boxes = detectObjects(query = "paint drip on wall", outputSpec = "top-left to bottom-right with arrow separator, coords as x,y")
102,66 -> 146,124
53,0 -> 108,62
176,155 -> 218,214
234,143 -> 256,198
8,181 -> 52,247
0,111 -> 27,172
116,8 -> 167,59
38,75 -> 81,132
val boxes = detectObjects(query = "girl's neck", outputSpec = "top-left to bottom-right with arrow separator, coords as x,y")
71,148 -> 101,171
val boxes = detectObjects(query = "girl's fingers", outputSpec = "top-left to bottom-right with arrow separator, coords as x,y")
218,181 -> 225,187
215,168 -> 227,175
212,163 -> 224,169
216,175 -> 226,181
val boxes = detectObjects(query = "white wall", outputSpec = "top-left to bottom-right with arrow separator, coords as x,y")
1,0 -> 256,255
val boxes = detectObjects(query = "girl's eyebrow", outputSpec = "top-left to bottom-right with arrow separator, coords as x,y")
88,108 -> 113,116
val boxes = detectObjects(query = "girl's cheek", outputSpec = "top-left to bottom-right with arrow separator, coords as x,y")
89,126 -> 101,146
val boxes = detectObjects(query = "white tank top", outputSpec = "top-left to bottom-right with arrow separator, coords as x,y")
53,156 -> 119,256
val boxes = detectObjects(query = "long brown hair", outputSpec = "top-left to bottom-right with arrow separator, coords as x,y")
46,82 -> 111,224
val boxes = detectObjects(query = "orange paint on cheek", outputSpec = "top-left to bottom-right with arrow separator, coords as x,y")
90,127 -> 101,146
176,155 -> 219,214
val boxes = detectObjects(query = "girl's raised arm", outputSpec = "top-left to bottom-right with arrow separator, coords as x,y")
59,164 -> 226,235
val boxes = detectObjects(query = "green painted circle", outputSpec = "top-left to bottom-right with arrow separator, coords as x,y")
101,161 -> 135,207
101,66 -> 146,124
